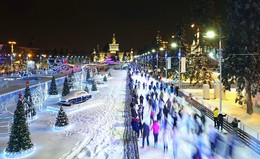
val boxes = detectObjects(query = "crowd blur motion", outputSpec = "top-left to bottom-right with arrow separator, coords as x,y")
128,63 -> 243,159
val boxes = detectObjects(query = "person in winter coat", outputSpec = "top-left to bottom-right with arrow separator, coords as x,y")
141,121 -> 150,148
217,112 -> 227,131
200,108 -> 206,127
131,117 -> 140,137
131,106 -> 137,118
172,111 -> 178,129
150,110 -> 155,124
150,120 -> 160,147
231,117 -> 240,135
163,104 -> 170,119
163,129 -> 170,153
139,94 -> 144,105
138,104 -> 144,120
208,125 -> 221,157
170,84 -> 174,93
213,107 -> 219,127
175,85 -> 179,96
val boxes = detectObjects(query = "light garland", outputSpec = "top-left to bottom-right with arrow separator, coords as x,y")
4,145 -> 35,159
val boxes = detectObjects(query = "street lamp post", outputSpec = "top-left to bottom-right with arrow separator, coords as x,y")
8,41 -> 16,74
8,41 -> 16,53
205,27 -> 223,111
171,42 -> 182,88
178,48 -> 181,88
218,28 -> 223,111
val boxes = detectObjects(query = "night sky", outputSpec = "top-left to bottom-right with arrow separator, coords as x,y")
0,0 -> 226,52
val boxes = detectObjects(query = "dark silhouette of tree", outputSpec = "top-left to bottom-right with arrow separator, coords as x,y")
223,0 -> 260,114
49,76 -> 58,95
86,69 -> 91,80
62,77 -> 70,96
103,75 -> 107,82
84,85 -> 89,93
91,81 -> 97,91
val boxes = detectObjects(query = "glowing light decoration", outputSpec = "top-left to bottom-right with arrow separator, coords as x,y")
4,146 -> 35,159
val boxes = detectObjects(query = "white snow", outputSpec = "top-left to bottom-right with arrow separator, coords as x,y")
0,68 -> 259,159
0,69 -> 126,159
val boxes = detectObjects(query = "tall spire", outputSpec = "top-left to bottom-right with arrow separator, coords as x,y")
112,34 -> 116,44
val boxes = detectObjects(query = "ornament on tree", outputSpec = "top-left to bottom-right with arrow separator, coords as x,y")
5,94 -> 34,156
55,106 -> 69,127
26,80 -> 29,85
18,93 -> 22,100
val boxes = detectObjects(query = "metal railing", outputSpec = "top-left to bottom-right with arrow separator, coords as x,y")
179,91 -> 260,155
123,74 -> 139,159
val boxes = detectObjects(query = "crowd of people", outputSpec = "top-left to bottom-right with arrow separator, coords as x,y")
127,64 -> 242,159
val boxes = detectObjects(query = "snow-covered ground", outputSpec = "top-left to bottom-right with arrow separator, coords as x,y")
0,69 -> 127,159
1,68 -> 259,159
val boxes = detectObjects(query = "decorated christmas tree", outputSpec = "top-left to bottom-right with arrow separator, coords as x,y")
84,85 -> 89,93
108,72 -> 111,77
6,94 -> 34,154
62,77 -> 70,96
91,81 -> 97,91
23,80 -> 36,117
49,76 -> 58,95
86,68 -> 91,80
103,75 -> 107,82
55,106 -> 69,127
67,70 -> 75,89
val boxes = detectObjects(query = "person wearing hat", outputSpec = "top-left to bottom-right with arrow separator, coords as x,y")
231,117 -> 240,135
213,107 -> 219,127
141,120 -> 150,148
217,111 -> 227,131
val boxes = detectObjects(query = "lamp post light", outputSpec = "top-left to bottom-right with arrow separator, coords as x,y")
165,51 -> 168,82
171,42 -> 182,88
8,41 -> 16,54
205,27 -> 223,111
8,41 -> 16,73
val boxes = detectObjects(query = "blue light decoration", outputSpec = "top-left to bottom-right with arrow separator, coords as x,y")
10,55 -> 13,61
165,51 -> 168,59
178,52 -> 181,59
4,145 -> 35,159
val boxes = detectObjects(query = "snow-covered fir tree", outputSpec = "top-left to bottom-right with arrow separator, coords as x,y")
55,106 -> 69,127
84,85 -> 89,93
103,75 -> 107,81
86,68 -> 91,80
67,70 -> 75,89
49,76 -> 58,95
62,77 -> 70,96
23,80 -> 36,117
6,94 -> 34,153
91,81 -> 97,91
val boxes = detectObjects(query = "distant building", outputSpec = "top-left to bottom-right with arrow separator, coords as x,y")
93,34 -> 133,63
